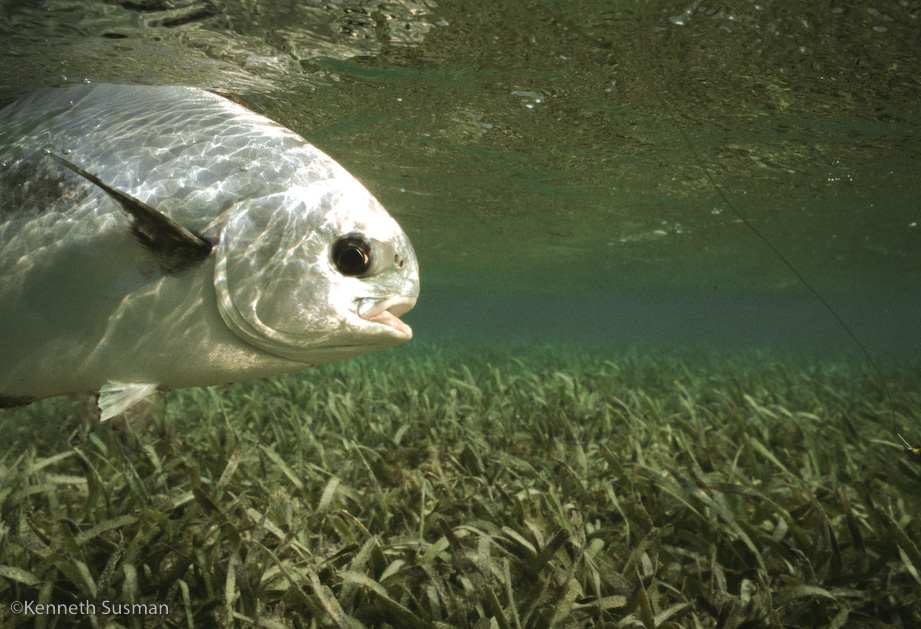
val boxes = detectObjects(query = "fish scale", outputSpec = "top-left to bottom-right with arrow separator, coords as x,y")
0,83 -> 419,419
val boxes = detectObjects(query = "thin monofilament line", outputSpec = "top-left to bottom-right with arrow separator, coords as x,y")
674,124 -> 896,432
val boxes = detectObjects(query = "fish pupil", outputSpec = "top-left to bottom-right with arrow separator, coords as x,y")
332,235 -> 372,277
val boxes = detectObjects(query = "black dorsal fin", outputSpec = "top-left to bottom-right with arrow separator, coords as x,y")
45,150 -> 214,274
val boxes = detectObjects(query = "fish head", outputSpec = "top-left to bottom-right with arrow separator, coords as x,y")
213,174 -> 419,365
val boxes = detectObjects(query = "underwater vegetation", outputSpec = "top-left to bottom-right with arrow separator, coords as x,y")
0,342 -> 919,628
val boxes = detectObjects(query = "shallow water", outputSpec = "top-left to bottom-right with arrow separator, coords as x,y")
1,0 -> 919,357
2,6 -> 920,621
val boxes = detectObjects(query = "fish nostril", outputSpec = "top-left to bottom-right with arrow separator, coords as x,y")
2,83 -> 419,412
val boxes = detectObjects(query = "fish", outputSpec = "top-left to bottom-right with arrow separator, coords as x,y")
0,83 -> 419,420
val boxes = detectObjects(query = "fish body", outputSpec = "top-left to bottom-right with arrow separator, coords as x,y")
0,84 -> 418,417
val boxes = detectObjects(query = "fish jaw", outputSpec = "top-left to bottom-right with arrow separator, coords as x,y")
357,295 -> 417,340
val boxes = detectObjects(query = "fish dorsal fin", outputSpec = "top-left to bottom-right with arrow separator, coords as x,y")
97,381 -> 159,421
44,150 -> 215,274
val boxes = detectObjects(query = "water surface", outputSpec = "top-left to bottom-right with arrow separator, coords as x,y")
2,0 -> 919,357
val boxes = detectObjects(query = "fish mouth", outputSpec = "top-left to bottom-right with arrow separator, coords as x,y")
357,296 -> 417,339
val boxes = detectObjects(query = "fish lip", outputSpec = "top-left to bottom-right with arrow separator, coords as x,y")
357,296 -> 417,339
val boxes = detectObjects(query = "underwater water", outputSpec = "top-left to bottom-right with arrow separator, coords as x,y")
1,0 -> 919,361
2,3 -> 921,625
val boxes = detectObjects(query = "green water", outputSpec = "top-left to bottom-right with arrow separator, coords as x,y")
2,5 -> 920,620
1,0 -> 919,355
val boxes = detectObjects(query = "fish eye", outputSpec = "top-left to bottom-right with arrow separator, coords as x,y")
332,234 -> 372,277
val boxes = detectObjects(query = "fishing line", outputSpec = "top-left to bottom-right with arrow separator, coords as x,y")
662,103 -> 899,440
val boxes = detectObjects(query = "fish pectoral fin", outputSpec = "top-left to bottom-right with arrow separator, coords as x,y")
44,150 -> 215,274
97,381 -> 160,421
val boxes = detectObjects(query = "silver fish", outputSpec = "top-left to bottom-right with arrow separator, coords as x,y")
0,83 -> 419,419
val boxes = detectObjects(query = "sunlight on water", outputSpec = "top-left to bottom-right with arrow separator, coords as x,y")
2,5 -> 920,623
1,0 -> 918,353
